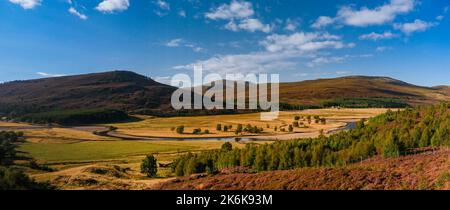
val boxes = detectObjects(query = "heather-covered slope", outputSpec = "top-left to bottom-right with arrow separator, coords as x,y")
0,71 -> 176,115
279,76 -> 450,106
156,148 -> 450,190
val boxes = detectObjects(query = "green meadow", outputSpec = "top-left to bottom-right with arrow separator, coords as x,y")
18,140 -> 234,163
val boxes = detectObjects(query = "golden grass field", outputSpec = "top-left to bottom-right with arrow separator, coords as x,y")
109,108 -> 390,138
0,108 -> 392,189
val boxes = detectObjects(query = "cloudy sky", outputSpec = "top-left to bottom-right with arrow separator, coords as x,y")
0,0 -> 449,86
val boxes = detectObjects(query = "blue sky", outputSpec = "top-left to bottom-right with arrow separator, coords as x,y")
0,0 -> 449,86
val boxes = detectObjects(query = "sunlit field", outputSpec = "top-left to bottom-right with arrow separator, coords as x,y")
109,108 -> 390,138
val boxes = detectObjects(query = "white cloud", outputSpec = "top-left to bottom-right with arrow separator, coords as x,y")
311,16 -> 335,29
337,0 -> 415,27
155,0 -> 170,10
68,7 -> 88,20
165,39 -> 204,52
260,32 -> 344,53
166,38 -> 183,47
295,70 -> 352,78
347,42 -> 356,48
436,15 -> 444,21
185,44 -> 204,52
9,0 -> 41,9
178,9 -> 186,17
228,18 -> 272,33
306,54 -> 372,67
205,0 -> 271,33
376,46 -> 393,52
284,18 -> 300,31
359,31 -> 397,41
152,0 -> 170,16
173,51 -> 299,74
335,71 -> 352,75
313,0 -> 415,28
394,19 -> 437,34
205,0 -> 254,20
307,56 -> 347,68
96,0 -> 129,13
225,21 -> 239,31
36,72 -> 66,77
174,31 -> 353,74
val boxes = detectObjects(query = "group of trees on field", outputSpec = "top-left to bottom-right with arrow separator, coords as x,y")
216,124 -> 233,132
171,114 -> 329,136
173,123 -> 266,135
173,125 -> 210,135
171,103 -> 450,176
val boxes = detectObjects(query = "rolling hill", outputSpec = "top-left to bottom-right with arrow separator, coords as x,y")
278,76 -> 450,106
0,71 -> 448,118
0,71 -> 176,115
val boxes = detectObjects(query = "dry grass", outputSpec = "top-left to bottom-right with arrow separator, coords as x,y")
109,108 -> 390,138
23,128 -> 116,143
0,121 -> 30,127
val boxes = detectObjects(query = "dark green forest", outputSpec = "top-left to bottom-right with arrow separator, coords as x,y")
172,103 -> 450,176
322,97 -> 409,108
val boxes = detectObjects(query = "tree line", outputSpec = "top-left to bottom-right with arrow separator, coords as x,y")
171,103 -> 450,176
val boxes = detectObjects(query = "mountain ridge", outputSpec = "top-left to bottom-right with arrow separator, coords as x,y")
0,71 -> 448,116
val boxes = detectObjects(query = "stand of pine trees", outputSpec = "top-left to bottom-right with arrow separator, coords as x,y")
172,103 -> 450,176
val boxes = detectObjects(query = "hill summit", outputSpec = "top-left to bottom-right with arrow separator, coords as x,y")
0,71 -> 176,115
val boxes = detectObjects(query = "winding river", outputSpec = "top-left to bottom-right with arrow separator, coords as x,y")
0,121 -> 357,142
98,121 -> 357,142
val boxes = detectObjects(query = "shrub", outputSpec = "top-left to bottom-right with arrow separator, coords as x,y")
236,124 -> 243,134
288,125 -> 294,132
0,167 -> 54,190
221,142 -> 233,151
216,124 -> 222,131
193,128 -> 202,135
176,126 -> 185,134
141,155 -> 158,177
